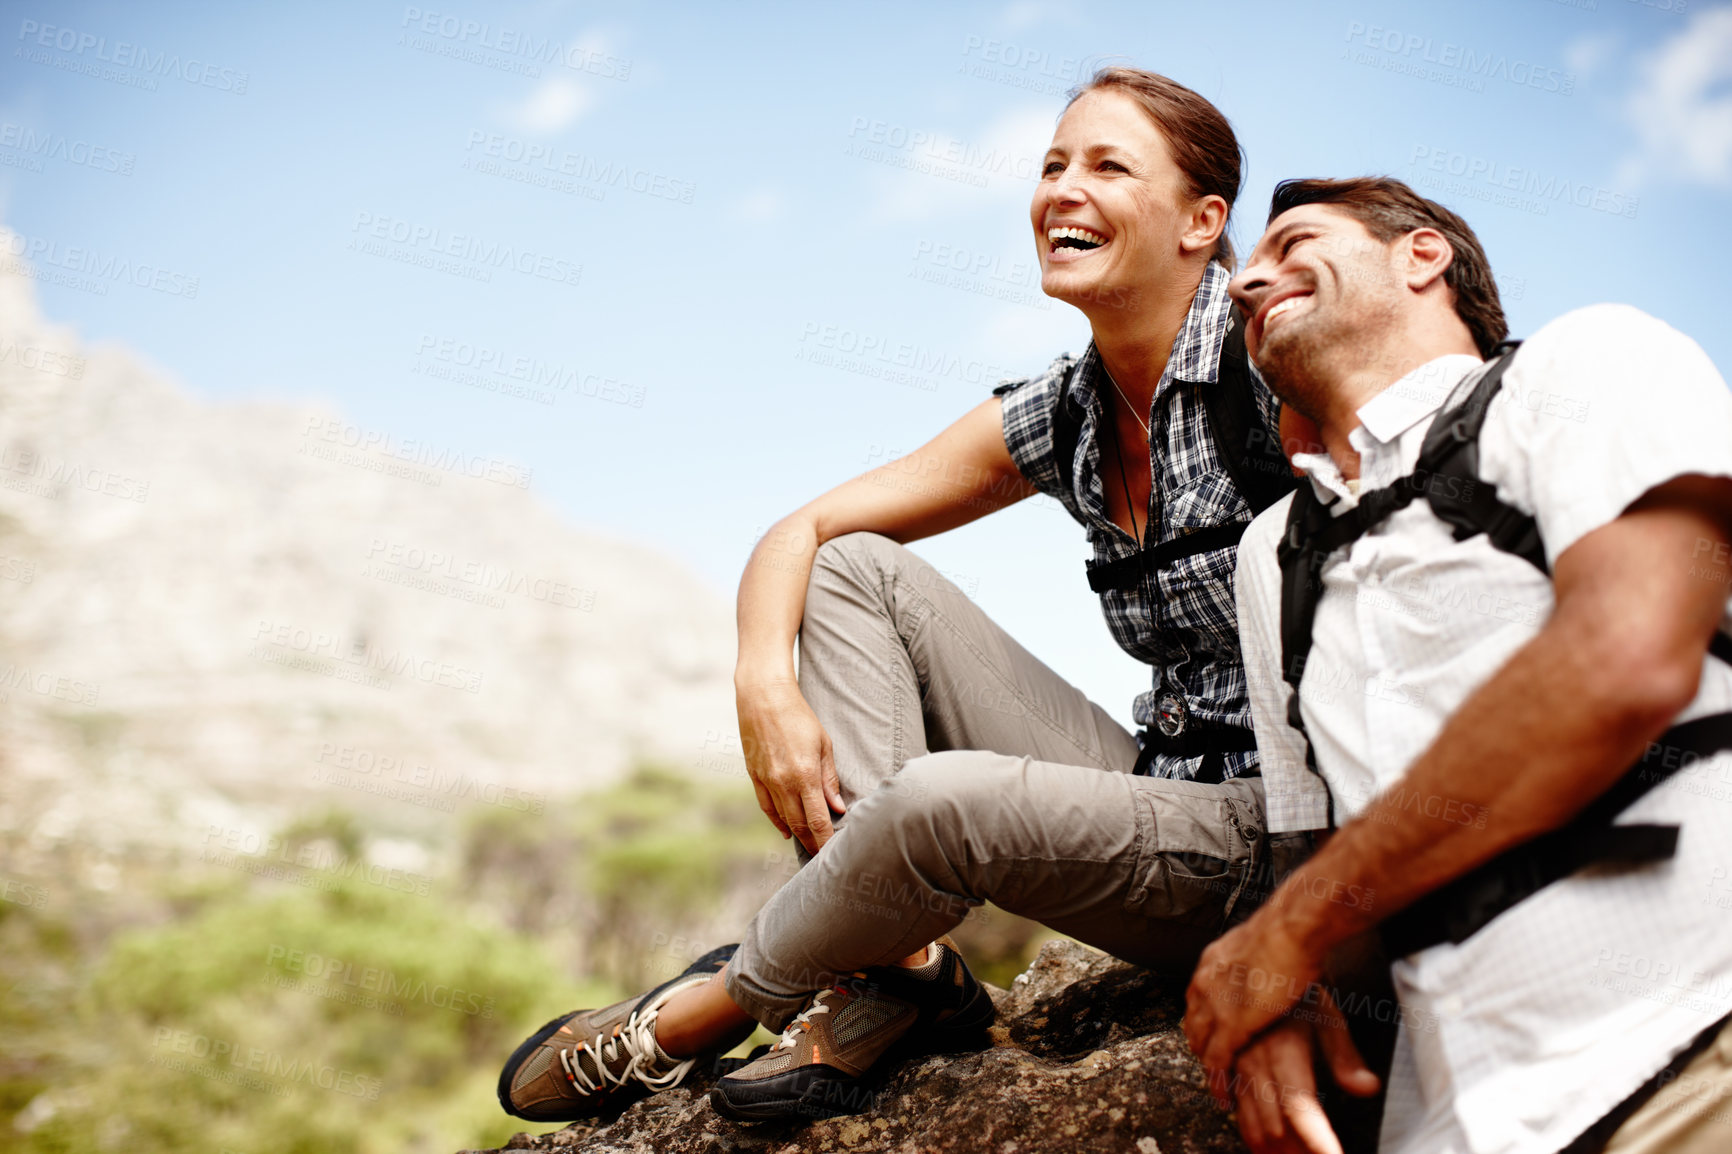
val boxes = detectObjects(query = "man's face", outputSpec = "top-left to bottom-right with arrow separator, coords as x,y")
1228,204 -> 1403,417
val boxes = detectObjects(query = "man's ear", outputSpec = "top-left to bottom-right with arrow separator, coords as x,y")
1179,194 -> 1229,256
1403,228 -> 1455,293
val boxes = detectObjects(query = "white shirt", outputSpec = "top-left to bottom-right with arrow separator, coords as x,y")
1235,305 -> 1732,1154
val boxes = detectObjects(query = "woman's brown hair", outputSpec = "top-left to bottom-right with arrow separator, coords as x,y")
1067,68 -> 1245,268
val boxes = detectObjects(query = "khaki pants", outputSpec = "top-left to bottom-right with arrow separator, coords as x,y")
1601,1016 -> 1732,1154
726,533 -> 1267,1031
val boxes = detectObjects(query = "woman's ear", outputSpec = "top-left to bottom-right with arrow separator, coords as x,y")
1179,194 -> 1229,256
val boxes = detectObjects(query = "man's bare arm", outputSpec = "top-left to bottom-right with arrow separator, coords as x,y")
1187,474 -> 1732,1078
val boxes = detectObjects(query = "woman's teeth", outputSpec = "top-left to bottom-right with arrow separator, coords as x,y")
1048,226 -> 1107,250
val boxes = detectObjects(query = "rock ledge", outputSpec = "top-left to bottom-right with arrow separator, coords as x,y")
467,940 -> 1247,1154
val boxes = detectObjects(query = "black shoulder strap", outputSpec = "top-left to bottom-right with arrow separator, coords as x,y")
1277,485 -> 1336,698
1276,339 -> 1732,820
1414,345 -> 1548,574
1276,467 -> 1437,696
1206,313 -> 1297,516
1086,521 -> 1249,593
1274,347 -> 1522,828
1081,317 -> 1297,593
1049,359 -> 1085,512
1277,345 -> 1526,698
1267,342 -> 1732,951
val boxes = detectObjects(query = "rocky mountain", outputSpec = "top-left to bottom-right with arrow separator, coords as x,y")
0,233 -> 740,868
467,940 -> 1251,1154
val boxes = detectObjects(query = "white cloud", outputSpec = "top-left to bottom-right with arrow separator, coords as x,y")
863,106 -> 1057,223
1620,5 -> 1732,188
1000,1 -> 1047,31
502,76 -> 592,134
733,190 -> 786,223
1562,32 -> 1618,82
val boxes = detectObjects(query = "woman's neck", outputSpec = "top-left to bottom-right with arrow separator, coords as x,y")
1087,260 -> 1207,409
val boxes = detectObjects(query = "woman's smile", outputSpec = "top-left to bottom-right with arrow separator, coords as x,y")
1045,224 -> 1111,262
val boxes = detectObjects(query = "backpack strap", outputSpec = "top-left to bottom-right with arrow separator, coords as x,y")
1382,710 -> 1732,956
1086,521 -> 1250,593
1277,344 -> 1527,708
1275,344 -> 1524,834
1048,359 -> 1085,515
1083,316 -> 1295,593
1271,341 -> 1732,951
1414,344 -> 1548,574
1209,312 -> 1298,517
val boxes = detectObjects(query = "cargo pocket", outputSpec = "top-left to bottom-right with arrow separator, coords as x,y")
1122,786 -> 1258,928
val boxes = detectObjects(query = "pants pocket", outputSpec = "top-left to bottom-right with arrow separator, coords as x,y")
1123,787 -> 1256,926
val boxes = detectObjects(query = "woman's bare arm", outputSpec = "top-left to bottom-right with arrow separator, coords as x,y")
736,395 -> 1040,852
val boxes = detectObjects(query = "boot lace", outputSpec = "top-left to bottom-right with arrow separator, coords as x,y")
558,984 -> 700,1095
774,989 -> 837,1051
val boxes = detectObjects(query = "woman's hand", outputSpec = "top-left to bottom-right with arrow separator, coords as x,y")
731,397 -> 1033,850
737,677 -> 847,854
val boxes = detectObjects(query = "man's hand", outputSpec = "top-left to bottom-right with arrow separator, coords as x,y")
737,679 -> 846,855
1230,999 -> 1380,1154
1184,907 -> 1326,1097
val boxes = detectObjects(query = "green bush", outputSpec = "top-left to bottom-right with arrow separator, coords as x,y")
8,880 -> 605,1154
2,762 -> 946,1153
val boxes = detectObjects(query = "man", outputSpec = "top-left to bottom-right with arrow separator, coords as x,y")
1185,176 -> 1732,1153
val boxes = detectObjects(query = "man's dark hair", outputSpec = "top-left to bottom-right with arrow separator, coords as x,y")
1268,177 -> 1508,357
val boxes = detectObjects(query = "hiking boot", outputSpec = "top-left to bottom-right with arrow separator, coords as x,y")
708,938 -> 994,1122
499,943 -> 755,1122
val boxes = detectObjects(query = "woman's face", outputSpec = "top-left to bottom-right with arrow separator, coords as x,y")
1030,89 -> 1195,315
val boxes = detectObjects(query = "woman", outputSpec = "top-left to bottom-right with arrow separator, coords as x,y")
498,67 -> 1290,1126
736,67 -> 1286,857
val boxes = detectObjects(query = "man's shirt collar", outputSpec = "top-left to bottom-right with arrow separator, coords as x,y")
1293,354 -> 1485,508
1355,354 -> 1485,446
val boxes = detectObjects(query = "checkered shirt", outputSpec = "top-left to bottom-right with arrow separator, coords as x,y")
994,262 -> 1279,781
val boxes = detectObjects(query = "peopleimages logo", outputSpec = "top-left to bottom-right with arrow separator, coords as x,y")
844,117 -> 1042,185
0,122 -> 135,175
202,825 -> 437,898
1344,21 -> 1575,95
265,946 -> 495,1018
15,19 -> 249,93
0,232 -> 199,298
795,322 -> 1018,389
363,537 -> 597,610
149,1028 -> 381,1099
249,618 -> 486,695
314,743 -> 547,814
0,443 -> 150,504
398,7 -> 631,80
299,417 -> 533,488
414,334 -> 645,408
462,132 -> 695,205
1409,146 -> 1638,219
349,211 -> 582,288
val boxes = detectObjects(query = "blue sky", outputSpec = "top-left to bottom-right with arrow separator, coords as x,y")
2,0 -> 1728,723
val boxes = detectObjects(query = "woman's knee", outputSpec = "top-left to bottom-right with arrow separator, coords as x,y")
813,531 -> 906,584
853,752 -> 1021,861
